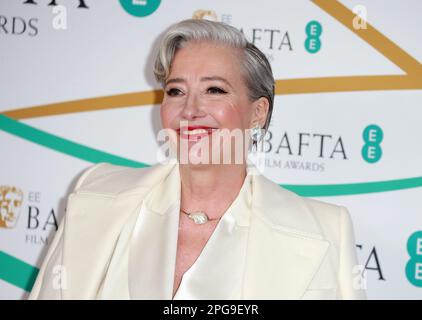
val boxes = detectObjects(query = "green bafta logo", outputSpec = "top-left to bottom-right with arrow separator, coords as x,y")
405,231 -> 422,287
305,20 -> 322,53
119,0 -> 161,17
362,124 -> 383,163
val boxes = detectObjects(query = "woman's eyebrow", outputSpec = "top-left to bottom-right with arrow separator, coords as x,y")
201,76 -> 233,89
165,78 -> 185,86
165,76 -> 233,89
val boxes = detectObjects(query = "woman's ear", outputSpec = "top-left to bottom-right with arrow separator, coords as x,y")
251,97 -> 270,128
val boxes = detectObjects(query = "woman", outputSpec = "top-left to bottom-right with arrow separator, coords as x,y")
29,19 -> 366,300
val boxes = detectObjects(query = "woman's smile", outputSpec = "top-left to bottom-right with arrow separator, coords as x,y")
176,125 -> 218,142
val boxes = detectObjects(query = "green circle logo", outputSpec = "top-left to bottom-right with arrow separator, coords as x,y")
305,20 -> 322,53
362,124 -> 383,163
306,20 -> 323,37
305,37 -> 321,53
119,0 -> 161,18
405,231 -> 422,287
363,124 -> 383,144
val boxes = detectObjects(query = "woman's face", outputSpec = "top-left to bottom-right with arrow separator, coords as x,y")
160,41 -> 267,165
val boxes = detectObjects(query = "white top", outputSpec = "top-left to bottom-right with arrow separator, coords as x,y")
96,166 -> 253,300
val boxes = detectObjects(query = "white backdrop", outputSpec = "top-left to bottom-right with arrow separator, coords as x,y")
0,0 -> 421,299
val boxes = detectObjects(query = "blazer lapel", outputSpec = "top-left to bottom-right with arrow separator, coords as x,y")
128,164 -> 181,299
242,214 -> 329,299
242,171 -> 330,299
62,162 -> 179,299
62,192 -> 147,299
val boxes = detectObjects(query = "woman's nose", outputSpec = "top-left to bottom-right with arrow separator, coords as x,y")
181,93 -> 206,120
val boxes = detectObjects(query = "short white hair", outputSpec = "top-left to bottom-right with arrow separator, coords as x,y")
153,19 -> 275,132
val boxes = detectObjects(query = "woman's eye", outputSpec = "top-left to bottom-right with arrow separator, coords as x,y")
207,87 -> 227,94
166,88 -> 183,96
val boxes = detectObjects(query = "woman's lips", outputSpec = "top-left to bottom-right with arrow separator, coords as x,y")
176,126 -> 217,141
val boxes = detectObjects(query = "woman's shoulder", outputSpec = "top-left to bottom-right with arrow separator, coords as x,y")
254,173 -> 351,240
72,161 -> 176,196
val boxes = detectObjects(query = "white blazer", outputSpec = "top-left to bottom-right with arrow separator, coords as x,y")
29,161 -> 366,300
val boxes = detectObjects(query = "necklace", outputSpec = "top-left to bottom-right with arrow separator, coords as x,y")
180,209 -> 219,225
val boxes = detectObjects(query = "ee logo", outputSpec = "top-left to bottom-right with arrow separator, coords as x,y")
406,231 -> 422,287
305,20 -> 322,53
119,0 -> 161,17
362,124 -> 383,163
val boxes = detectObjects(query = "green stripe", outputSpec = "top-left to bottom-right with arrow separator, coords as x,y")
282,176 -> 422,197
0,114 -> 149,168
0,251 -> 39,292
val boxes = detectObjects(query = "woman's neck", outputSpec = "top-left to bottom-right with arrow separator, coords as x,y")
179,163 -> 247,220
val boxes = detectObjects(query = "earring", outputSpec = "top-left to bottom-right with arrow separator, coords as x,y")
250,125 -> 264,142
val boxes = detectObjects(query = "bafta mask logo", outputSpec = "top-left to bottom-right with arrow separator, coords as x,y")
0,186 -> 23,229
192,9 -> 218,21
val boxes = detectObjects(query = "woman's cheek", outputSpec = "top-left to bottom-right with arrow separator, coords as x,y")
160,103 -> 178,128
211,104 -> 244,130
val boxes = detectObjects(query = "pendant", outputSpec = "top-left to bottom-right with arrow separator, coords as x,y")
186,211 -> 209,224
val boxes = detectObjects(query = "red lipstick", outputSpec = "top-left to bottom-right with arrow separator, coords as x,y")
176,126 -> 217,141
